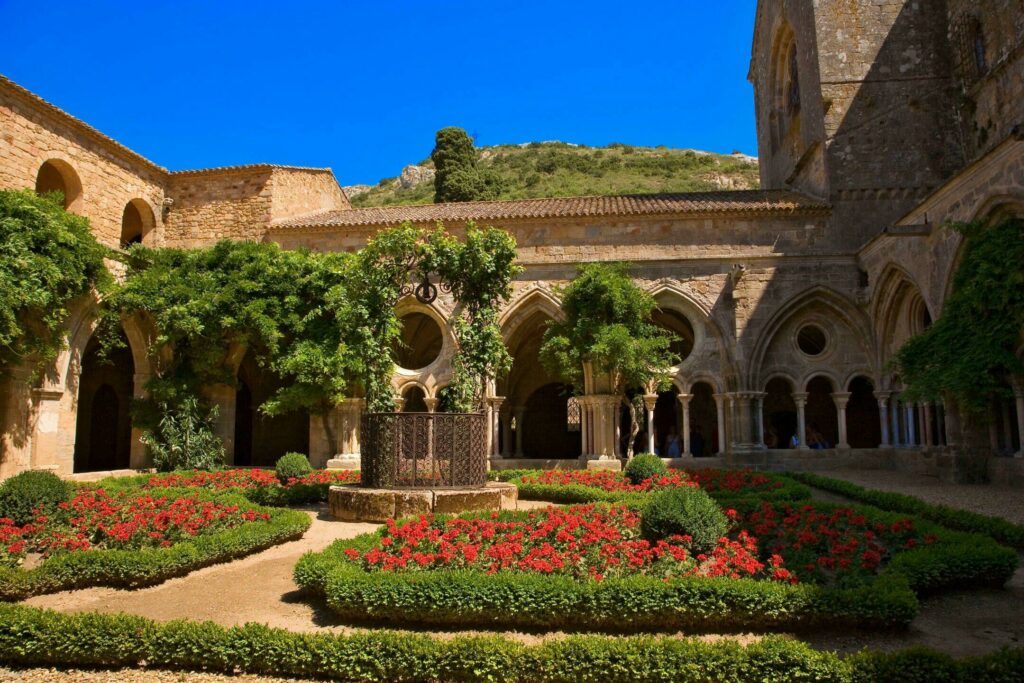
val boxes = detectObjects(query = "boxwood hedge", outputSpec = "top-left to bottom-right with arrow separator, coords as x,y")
784,472 -> 1024,548
0,489 -> 310,601
294,503 -> 1016,633
0,603 -> 1021,682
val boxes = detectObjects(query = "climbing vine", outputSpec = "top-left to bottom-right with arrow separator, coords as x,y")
99,223 -> 518,452
894,218 -> 1024,414
0,189 -> 110,378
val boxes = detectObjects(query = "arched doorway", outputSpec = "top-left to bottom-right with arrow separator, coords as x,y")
763,377 -> 797,448
120,199 -> 154,247
35,159 -> 82,211
689,382 -> 718,456
234,354 -> 309,466
522,383 -> 580,459
73,333 -> 134,473
402,385 -> 428,412
847,376 -> 881,448
805,376 -> 838,448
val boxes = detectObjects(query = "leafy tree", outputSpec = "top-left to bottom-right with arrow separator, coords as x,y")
540,263 -> 679,458
431,127 -> 503,202
895,218 -> 1024,415
0,189 -> 109,377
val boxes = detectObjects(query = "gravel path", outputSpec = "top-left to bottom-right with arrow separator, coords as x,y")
817,469 -> 1024,524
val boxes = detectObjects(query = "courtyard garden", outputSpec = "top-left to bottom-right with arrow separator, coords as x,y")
0,456 -> 1021,681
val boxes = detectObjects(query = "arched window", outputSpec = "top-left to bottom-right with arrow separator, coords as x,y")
769,25 -> 800,151
120,199 -> 155,248
35,159 -> 83,211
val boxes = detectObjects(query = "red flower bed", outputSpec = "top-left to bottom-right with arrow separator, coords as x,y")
145,468 -> 360,491
343,504 -> 795,583
519,470 -> 695,493
0,489 -> 270,567
740,502 -> 937,584
519,468 -> 782,495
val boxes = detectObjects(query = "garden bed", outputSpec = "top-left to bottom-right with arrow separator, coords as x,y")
0,486 -> 310,601
295,499 -> 1016,633
494,468 -> 811,506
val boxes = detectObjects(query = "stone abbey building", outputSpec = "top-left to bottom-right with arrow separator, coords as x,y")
1,0 -> 1022,482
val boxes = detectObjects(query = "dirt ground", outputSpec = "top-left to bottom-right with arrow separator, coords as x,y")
20,478 -> 1024,659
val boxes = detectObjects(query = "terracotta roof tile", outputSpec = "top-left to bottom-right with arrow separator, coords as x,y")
271,190 -> 829,230
169,163 -> 335,177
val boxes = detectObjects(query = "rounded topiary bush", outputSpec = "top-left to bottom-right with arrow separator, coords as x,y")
623,453 -> 669,485
275,452 -> 313,483
0,470 -> 72,525
640,486 -> 729,554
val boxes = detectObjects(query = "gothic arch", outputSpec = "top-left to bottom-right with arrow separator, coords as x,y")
873,264 -> 931,367
499,287 -> 563,342
768,21 -> 800,151
749,286 -> 874,390
647,282 -> 739,386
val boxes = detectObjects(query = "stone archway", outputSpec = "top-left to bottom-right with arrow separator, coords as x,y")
847,376 -> 881,448
805,375 -> 838,449
234,353 -> 309,466
35,158 -> 83,211
120,199 -> 156,247
521,382 -> 580,459
689,381 -> 718,456
73,333 -> 134,473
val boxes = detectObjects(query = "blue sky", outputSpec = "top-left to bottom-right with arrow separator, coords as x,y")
0,1 -> 759,185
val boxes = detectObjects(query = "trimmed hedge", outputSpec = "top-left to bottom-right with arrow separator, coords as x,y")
0,490 -> 310,601
294,503 -> 1017,633
0,603 -> 1021,682
501,469 -> 812,508
785,472 -> 1024,548
0,470 -> 72,525
87,472 -> 338,508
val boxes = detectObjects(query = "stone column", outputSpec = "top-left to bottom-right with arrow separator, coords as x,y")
713,393 -> 727,455
424,397 -> 439,413
832,391 -> 851,449
923,403 -> 934,448
326,398 -> 364,470
203,383 -> 236,464
906,403 -> 917,447
513,406 -> 526,458
643,394 -> 658,455
877,391 -> 891,447
754,392 -> 766,449
792,392 -> 809,450
679,392 -> 692,456
501,405 -> 512,457
394,396 -> 406,412
489,397 -> 504,458
728,391 -> 757,451
1013,384 -> 1024,458
579,397 -> 590,457
891,399 -> 902,447
130,372 -> 153,468
29,388 -> 64,472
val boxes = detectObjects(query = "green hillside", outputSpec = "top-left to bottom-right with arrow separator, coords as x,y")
348,142 -> 759,207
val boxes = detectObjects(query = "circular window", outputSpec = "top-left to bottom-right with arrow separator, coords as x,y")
796,324 -> 828,356
393,312 -> 443,370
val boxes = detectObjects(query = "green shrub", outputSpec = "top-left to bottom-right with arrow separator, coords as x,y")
640,487 -> 728,553
142,398 -> 225,472
1,603 -> 1019,682
0,470 -> 72,525
275,452 -> 312,483
623,454 -> 668,485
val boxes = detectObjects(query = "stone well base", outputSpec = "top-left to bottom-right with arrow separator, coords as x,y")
329,482 -> 518,523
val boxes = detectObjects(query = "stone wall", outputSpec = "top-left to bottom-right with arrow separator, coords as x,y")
269,167 -> 350,223
947,0 -> 1024,160
0,77 -> 167,249
163,168 -> 274,247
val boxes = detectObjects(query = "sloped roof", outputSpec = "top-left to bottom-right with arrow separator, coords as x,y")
271,190 -> 829,230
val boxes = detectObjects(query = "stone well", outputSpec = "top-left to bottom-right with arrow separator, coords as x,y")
329,481 -> 518,523
329,411 -> 518,522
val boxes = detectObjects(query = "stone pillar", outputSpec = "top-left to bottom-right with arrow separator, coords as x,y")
643,394 -> 657,455
579,397 -> 590,456
754,392 -> 766,449
325,399 -> 365,470
713,393 -> 727,455
513,406 -> 526,458
906,403 -> 917,446
203,383 -> 236,464
679,392 -> 692,456
877,392 -> 891,447
424,397 -> 439,413
943,395 -> 960,447
130,372 -> 152,468
728,391 -> 757,451
891,399 -> 902,447
29,388 -> 64,473
923,403 -> 934,448
0,369 -> 34,479
792,392 -> 809,450
832,391 -> 851,449
501,405 -> 512,457
489,397 -> 504,458
1013,385 -> 1024,458
394,396 -> 406,412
